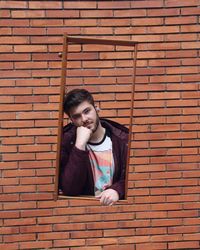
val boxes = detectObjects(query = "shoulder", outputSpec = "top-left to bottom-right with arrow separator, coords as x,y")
100,118 -> 128,143
62,122 -> 76,145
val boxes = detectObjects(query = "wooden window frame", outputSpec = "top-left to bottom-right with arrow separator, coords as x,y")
54,34 -> 138,202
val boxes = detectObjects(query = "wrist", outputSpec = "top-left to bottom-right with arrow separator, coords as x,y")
75,142 -> 86,151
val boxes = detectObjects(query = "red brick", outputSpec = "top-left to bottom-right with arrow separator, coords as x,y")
166,16 -> 197,25
168,225 -> 199,234
0,1 -> 27,8
21,208 -> 52,218
0,9 -> 10,17
152,218 -> 182,227
18,128 -> 51,136
18,160 -> 52,169
0,95 -> 14,103
36,168 -> 55,176
16,78 -> 49,86
17,111 -> 50,120
148,26 -> 179,34
37,184 -> 54,192
18,144 -> 51,153
147,8 -> 180,17
3,153 -> 35,161
182,7 -> 200,15
54,239 -> 85,248
114,9 -> 146,17
165,0 -> 199,7
0,53 -> 30,61
29,1 -> 62,9
0,36 -> 28,44
0,243 -> 18,250
20,193 -> 53,201
101,18 -> 130,26
167,195 -> 199,204
11,10 -> 45,18
0,211 -> 19,219
20,176 -> 52,185
169,210 -> 199,220
36,152 -> 56,160
73,247 -> 101,250
0,70 -> 31,78
81,10 -> 113,18
64,1 -> 96,9
0,45 -> 13,53
3,169 -> 35,178
19,240 -> 52,249
54,223 -> 86,232
38,231 -> 69,240
167,34 -> 197,42
168,241 -> 199,249
0,129 -> 17,137
0,62 -> 13,69
119,236 -> 150,244
20,224 -> 52,233
47,27 -> 81,35
167,66 -> 198,74
4,233 -> 36,243
0,177 -> 18,187
15,27 -> 47,36
1,120 -> 34,128
133,17 -> 163,27
98,1 -> 130,9
135,0 -> 164,8
0,161 -> 17,170
3,185 -> 36,194
0,227 -> 19,235
30,19 -> 63,27
4,201 -> 36,210
0,19 -> 29,27
46,10 -> 79,18
88,237 -> 118,245
136,243 -> 167,250
0,145 -> 17,153
4,217 -> 36,227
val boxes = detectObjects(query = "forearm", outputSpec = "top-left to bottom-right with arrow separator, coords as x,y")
60,146 -> 90,196
110,179 -> 125,200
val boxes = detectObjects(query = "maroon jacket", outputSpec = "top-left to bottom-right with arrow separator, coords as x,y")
59,118 -> 128,199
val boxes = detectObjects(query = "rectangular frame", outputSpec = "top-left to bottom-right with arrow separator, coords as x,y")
54,34 -> 138,201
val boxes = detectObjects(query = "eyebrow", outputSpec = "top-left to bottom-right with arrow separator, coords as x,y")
71,107 -> 91,119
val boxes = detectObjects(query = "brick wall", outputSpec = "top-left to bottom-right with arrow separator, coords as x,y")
1,1 -> 200,249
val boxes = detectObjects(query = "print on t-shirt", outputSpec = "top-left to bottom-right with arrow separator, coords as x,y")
87,133 -> 114,196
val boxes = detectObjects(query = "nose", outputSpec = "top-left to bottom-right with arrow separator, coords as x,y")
81,114 -> 88,124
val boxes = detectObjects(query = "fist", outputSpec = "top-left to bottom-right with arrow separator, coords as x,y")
96,189 -> 119,206
75,126 -> 92,150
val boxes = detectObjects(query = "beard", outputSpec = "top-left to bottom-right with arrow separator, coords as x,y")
91,114 -> 100,133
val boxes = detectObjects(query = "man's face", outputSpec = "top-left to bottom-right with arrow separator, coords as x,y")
69,101 -> 100,133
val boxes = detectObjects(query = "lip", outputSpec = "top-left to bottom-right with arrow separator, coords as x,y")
84,122 -> 92,128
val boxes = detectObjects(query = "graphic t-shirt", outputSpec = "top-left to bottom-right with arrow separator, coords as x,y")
86,131 -> 114,196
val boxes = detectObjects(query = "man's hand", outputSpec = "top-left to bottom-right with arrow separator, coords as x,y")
96,189 -> 119,206
75,126 -> 92,150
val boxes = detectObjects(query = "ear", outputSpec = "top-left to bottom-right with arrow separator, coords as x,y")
68,116 -> 73,124
95,105 -> 100,112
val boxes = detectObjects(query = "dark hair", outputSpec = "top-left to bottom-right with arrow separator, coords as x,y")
63,88 -> 95,116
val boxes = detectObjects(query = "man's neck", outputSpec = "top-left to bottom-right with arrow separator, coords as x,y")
89,123 -> 105,144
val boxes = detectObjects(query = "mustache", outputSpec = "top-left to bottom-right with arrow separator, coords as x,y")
83,121 -> 92,126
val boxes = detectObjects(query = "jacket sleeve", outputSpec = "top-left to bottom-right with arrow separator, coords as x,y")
109,139 -> 128,200
59,133 -> 91,196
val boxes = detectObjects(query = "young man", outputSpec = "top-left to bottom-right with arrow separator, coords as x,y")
59,89 -> 128,206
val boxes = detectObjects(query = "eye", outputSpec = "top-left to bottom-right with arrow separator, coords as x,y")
71,114 -> 80,120
84,108 -> 91,114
